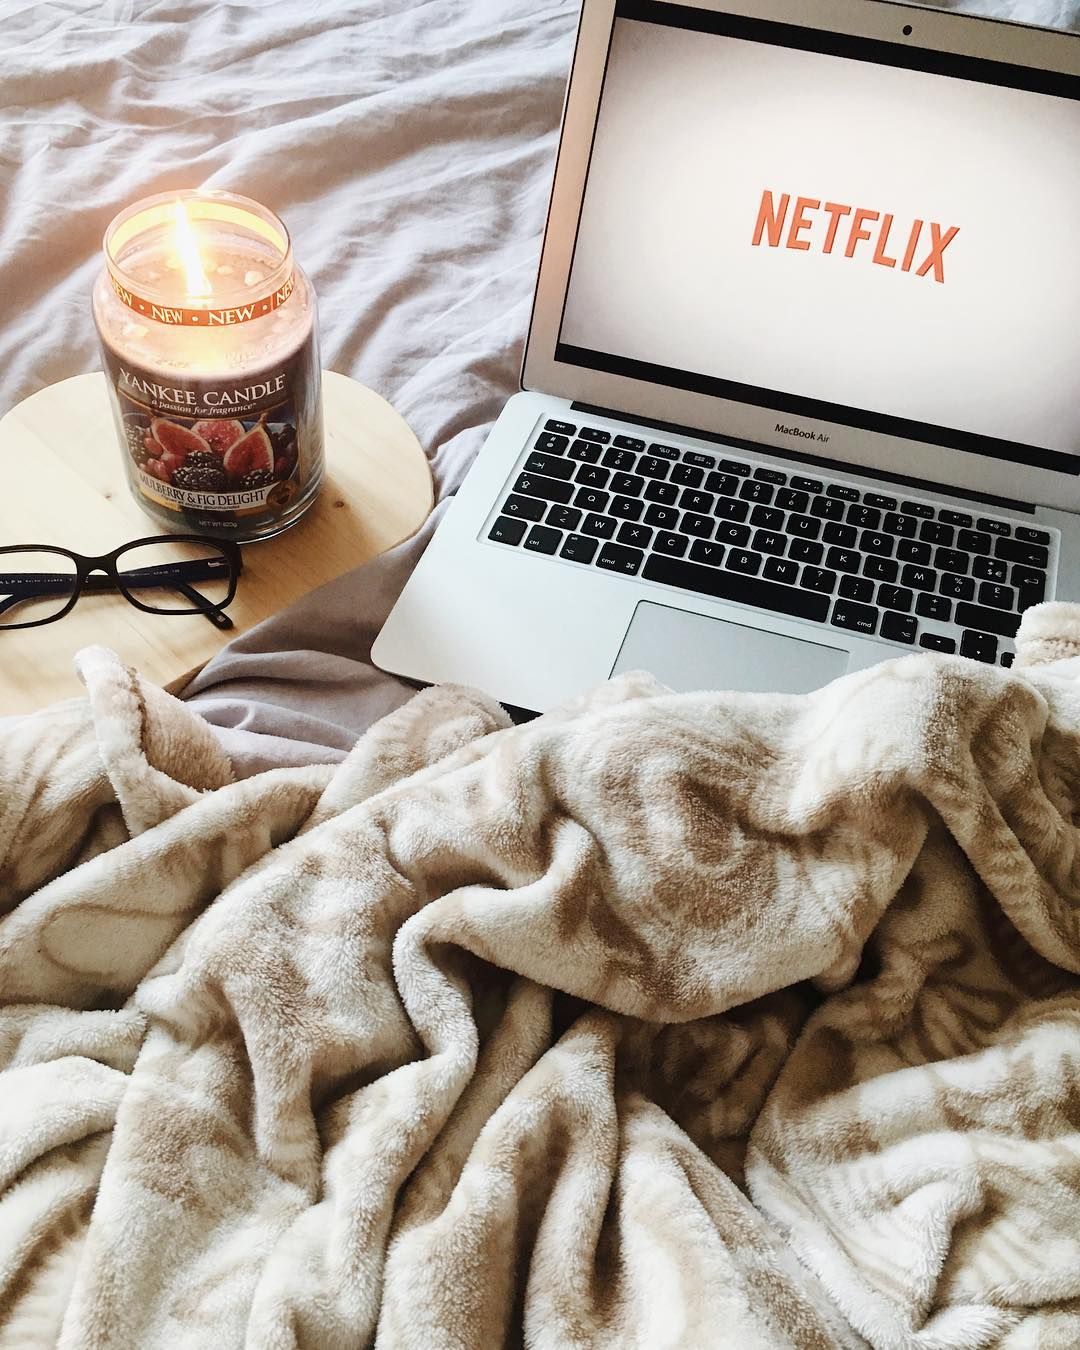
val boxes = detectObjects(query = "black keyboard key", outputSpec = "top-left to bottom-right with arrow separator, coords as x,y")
595,542 -> 643,575
684,451 -> 716,469
535,432 -> 570,454
827,483 -> 860,501
568,440 -> 602,464
881,611 -> 917,644
790,475 -> 824,493
897,540 -> 932,565
502,493 -> 546,522
617,522 -> 652,549
823,523 -> 858,548
574,487 -> 610,513
861,532 -> 894,557
789,539 -> 823,565
901,501 -> 935,518
654,531 -> 689,558
648,443 -> 681,460
680,490 -> 715,514
825,547 -> 860,574
960,630 -> 998,663
715,498 -> 750,523
831,599 -> 877,635
750,505 -> 784,530
934,548 -> 968,575
645,481 -> 679,506
763,557 -> 798,585
883,512 -> 917,538
644,504 -> 679,530
1001,651 -> 1015,668
718,458 -> 750,476
847,505 -> 881,530
916,594 -> 952,622
610,472 -> 644,497
642,554 -> 830,623
976,517 -> 1010,536
753,466 -> 787,484
972,556 -> 1008,583
689,540 -> 725,567
602,447 -> 638,472
995,538 -> 1048,569
878,585 -> 913,612
610,495 -> 644,522
638,456 -> 670,480
920,521 -> 954,546
954,602 -> 1020,639
560,533 -> 598,564
544,419 -> 576,436
547,505 -> 582,531
776,489 -> 809,513
575,464 -> 610,489
671,464 -> 704,488
489,516 -> 527,546
582,513 -> 615,539
839,575 -> 874,603
516,472 -> 574,505
715,522 -> 751,547
612,434 -> 644,451
802,567 -> 837,595
1013,567 -> 1046,611
920,633 -> 956,653
1015,526 -> 1050,546
957,529 -> 992,555
579,427 -> 611,443
705,471 -> 739,496
727,549 -> 762,576
864,493 -> 897,511
901,565 -> 937,592
864,556 -> 899,583
681,513 -> 715,539
939,574 -> 974,601
753,530 -> 786,556
524,524 -> 561,555
787,514 -> 821,540
739,480 -> 774,504
939,510 -> 972,528
978,582 -> 1015,611
810,495 -> 844,520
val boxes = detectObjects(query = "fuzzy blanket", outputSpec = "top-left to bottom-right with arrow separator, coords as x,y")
2,609 -> 1080,1349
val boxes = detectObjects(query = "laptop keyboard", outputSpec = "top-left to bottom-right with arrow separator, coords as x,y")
484,418 -> 1058,667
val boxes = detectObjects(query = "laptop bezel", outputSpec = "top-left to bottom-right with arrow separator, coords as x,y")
521,0 -> 1080,512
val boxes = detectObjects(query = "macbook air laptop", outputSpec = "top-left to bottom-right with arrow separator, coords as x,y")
374,0 -> 1080,711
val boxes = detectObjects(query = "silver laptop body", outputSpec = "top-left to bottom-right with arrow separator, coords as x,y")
375,0 -> 1080,712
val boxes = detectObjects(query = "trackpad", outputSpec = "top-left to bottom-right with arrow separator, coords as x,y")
611,601 -> 849,695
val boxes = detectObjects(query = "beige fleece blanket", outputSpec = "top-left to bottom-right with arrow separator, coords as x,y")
2,612 -> 1080,1350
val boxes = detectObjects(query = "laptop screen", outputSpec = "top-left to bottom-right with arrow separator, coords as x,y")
557,1 -> 1080,475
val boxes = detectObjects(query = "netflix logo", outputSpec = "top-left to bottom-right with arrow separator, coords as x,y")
751,190 -> 960,284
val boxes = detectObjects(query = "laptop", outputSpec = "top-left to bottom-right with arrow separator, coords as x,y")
374,0 -> 1080,712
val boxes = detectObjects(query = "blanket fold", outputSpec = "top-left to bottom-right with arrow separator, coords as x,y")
2,613 -> 1079,1349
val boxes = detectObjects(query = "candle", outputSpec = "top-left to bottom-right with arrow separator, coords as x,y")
92,190 -> 324,541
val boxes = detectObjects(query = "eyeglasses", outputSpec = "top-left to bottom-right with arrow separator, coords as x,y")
0,536 -> 242,631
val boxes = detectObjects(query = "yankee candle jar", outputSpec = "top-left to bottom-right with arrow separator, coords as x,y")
92,189 -> 324,540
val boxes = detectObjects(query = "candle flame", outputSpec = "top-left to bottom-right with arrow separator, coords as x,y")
172,198 -> 212,299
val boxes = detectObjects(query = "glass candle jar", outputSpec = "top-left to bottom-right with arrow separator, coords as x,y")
92,190 -> 324,541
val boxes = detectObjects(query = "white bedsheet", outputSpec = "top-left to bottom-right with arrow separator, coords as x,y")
2,0 -> 1078,771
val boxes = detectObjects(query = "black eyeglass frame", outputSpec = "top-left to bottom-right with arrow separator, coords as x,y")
0,536 -> 243,631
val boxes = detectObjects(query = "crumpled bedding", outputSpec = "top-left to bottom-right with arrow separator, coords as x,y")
2,603 -> 1080,1348
4,0 -> 1079,775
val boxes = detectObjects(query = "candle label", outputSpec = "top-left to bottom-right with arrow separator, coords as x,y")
101,339 -> 323,531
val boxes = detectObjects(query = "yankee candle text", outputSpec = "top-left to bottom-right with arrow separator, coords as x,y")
752,191 -> 959,283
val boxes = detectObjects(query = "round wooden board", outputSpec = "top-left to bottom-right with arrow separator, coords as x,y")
0,370 -> 433,715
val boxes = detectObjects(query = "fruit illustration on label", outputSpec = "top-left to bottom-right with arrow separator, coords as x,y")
193,419 -> 245,455
151,418 -> 212,462
223,425 -> 274,483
